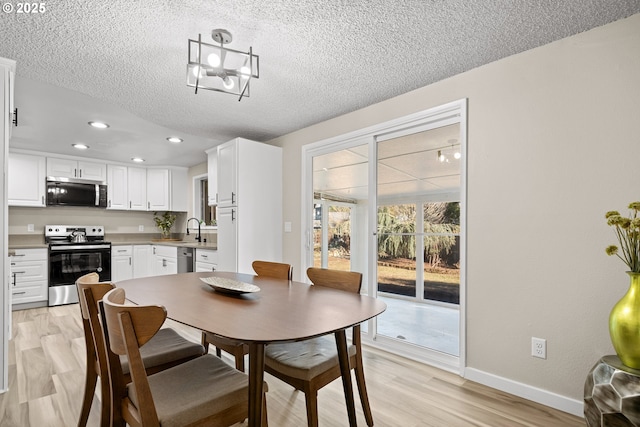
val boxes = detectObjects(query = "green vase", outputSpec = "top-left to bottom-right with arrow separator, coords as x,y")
609,271 -> 640,369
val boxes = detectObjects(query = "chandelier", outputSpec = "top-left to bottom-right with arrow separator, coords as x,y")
187,29 -> 259,101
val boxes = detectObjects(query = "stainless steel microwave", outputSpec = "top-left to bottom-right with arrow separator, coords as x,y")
46,177 -> 107,208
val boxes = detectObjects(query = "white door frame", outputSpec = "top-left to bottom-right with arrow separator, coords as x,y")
301,99 -> 468,374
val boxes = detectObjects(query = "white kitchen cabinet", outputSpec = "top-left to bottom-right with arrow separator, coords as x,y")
147,168 -> 188,212
152,245 -> 177,276
8,152 -> 46,207
147,168 -> 170,211
128,167 -> 147,211
215,138 -> 282,274
10,248 -> 48,307
107,164 -> 128,210
205,147 -> 218,205
217,141 -> 237,207
195,249 -> 218,272
133,245 -> 151,278
111,245 -> 133,282
47,157 -> 106,181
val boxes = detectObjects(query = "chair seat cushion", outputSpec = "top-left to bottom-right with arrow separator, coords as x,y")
128,354 -> 249,427
265,336 -> 356,381
120,328 -> 204,374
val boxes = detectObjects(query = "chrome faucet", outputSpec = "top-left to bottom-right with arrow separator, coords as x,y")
186,217 -> 202,243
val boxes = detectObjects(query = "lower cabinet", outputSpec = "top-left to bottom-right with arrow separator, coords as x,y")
133,245 -> 151,278
10,248 -> 48,307
152,245 -> 177,276
195,249 -> 218,272
111,245 -> 133,282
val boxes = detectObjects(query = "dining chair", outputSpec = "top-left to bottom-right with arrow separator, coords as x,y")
75,273 -> 205,427
101,287 -> 268,427
201,260 -> 292,371
264,267 -> 374,427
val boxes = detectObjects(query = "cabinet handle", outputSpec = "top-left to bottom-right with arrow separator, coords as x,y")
12,273 -> 16,286
74,168 -> 77,177
108,200 -> 111,208
153,247 -> 156,255
232,192 -> 236,204
12,253 -> 25,257
79,169 -> 82,178
13,271 -> 25,274
13,291 -> 26,295
129,201 -> 132,209
148,201 -> 150,209
211,266 -> 216,271
232,209 -> 236,222
129,257 -> 132,266
42,195 -> 45,204
162,259 -> 167,267
202,254 -> 208,259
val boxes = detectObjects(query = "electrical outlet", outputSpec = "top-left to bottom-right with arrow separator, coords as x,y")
532,337 -> 546,359
138,225 -> 144,232
27,224 -> 34,232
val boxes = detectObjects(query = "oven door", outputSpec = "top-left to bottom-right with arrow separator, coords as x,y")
48,244 -> 111,306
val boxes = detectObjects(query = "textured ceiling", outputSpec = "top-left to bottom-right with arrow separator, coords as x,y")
1,1 -> 639,166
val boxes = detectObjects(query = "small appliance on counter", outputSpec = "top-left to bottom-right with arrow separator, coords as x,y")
45,225 -> 111,306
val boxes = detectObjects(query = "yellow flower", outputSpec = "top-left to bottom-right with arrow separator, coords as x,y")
628,202 -> 640,210
606,210 -> 621,218
606,245 -> 618,256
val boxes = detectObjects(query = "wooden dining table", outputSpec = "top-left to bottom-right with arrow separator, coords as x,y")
117,270 -> 387,427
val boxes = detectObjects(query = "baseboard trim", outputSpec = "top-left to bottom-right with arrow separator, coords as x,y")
464,368 -> 584,418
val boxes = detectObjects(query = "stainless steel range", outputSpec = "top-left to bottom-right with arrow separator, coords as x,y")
46,225 -> 111,306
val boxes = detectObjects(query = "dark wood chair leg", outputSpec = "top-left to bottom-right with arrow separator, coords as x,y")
78,361 -> 97,427
200,331 -> 210,353
354,355 -> 374,426
304,388 -> 319,427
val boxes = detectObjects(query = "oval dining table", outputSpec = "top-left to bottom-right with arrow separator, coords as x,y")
117,270 -> 387,427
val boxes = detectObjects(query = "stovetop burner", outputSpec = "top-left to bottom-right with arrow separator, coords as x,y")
45,225 -> 107,245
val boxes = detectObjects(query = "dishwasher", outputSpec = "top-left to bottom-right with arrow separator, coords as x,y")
177,247 -> 194,273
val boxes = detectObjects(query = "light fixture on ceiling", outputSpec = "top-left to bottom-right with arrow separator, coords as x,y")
187,29 -> 259,101
437,150 -> 446,163
167,137 -> 183,143
131,157 -> 145,163
88,121 -> 109,129
72,143 -> 89,150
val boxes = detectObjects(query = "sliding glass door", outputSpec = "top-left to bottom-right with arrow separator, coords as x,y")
303,100 -> 466,370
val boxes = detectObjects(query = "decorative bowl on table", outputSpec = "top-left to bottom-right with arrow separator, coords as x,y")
200,276 -> 260,294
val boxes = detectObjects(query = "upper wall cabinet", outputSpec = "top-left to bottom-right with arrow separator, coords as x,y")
205,147 -> 218,206
107,165 -> 128,210
8,152 -> 46,207
107,165 -> 187,212
47,157 -> 106,182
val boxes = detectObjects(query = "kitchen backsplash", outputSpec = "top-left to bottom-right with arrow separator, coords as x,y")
8,206 -> 217,241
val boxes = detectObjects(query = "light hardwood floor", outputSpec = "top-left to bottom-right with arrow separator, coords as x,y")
0,304 -> 584,426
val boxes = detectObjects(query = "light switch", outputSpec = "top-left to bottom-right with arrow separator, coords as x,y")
139,225 -> 144,232
284,222 -> 292,232
27,224 -> 34,232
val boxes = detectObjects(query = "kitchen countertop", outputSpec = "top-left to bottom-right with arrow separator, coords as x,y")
8,234 -> 217,251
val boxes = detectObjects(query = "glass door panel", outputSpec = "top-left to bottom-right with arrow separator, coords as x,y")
375,125 -> 461,356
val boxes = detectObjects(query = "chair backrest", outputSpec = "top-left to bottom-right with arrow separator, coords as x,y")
76,272 -> 102,320
102,287 -> 168,426
306,267 -> 362,294
252,260 -> 292,280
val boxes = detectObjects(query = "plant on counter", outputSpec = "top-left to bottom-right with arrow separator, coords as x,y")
153,211 -> 177,239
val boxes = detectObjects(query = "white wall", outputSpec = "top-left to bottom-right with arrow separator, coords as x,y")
269,14 -> 640,411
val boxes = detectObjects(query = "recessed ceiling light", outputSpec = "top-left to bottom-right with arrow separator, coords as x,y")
72,143 -> 89,150
131,157 -> 145,163
167,137 -> 183,143
88,121 -> 109,129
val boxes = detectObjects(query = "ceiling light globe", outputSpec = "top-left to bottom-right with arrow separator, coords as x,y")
207,53 -> 221,67
454,151 -> 461,159
222,77 -> 234,90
